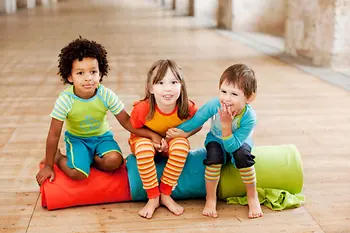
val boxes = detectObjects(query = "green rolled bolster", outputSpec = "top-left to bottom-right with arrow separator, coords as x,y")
218,144 -> 304,199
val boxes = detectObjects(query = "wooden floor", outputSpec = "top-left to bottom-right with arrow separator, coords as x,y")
1,0 -> 350,232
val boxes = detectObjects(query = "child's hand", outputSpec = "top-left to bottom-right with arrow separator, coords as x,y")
151,133 -> 162,151
150,133 -> 168,152
152,138 -> 168,153
166,128 -> 188,139
160,138 -> 168,153
36,166 -> 55,186
218,104 -> 237,128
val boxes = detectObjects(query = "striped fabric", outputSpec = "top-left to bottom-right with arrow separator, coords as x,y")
131,137 -> 190,198
205,164 -> 222,181
160,138 -> 190,192
239,166 -> 256,185
134,138 -> 158,189
50,85 -> 124,137
51,84 -> 124,121
98,85 -> 124,115
50,93 -> 74,121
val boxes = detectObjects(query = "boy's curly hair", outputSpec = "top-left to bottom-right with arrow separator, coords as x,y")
58,36 -> 109,84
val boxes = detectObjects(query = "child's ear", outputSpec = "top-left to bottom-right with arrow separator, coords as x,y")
148,84 -> 154,94
247,92 -> 256,104
68,75 -> 73,83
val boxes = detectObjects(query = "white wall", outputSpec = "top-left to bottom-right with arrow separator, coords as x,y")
285,0 -> 336,66
232,0 -> 287,36
0,0 -> 17,13
194,0 -> 217,26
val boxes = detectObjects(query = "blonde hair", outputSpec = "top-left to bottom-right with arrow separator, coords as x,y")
219,64 -> 257,98
140,59 -> 190,120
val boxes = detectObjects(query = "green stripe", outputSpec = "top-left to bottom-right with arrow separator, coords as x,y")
101,149 -> 122,157
66,137 -> 89,177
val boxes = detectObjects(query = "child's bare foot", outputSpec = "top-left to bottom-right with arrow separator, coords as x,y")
247,192 -> 263,219
160,193 -> 184,216
139,196 -> 160,219
202,197 -> 218,218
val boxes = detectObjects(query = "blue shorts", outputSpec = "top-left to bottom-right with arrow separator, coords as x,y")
64,130 -> 122,177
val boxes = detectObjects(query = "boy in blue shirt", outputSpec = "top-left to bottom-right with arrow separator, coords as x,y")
167,64 -> 263,219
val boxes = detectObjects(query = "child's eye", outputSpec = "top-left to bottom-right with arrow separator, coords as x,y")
91,70 -> 97,74
221,90 -> 226,94
231,93 -> 238,96
172,81 -> 179,84
157,81 -> 163,85
77,72 -> 83,75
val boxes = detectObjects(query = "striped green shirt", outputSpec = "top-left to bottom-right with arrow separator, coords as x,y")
50,84 -> 124,137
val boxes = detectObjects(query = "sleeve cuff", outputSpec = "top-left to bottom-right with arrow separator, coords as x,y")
222,134 -> 233,140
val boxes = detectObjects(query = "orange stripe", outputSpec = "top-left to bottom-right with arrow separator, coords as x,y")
144,180 -> 158,189
135,150 -> 154,157
160,137 -> 190,187
206,166 -> 221,172
241,176 -> 255,181
239,167 -> 254,172
163,169 -> 181,177
167,159 -> 186,168
169,139 -> 189,150
205,165 -> 221,181
168,151 -> 188,159
138,162 -> 155,171
164,163 -> 183,172
162,171 -> 178,181
169,145 -> 190,152
141,174 -> 157,182
168,152 -> 187,162
161,177 -> 176,185
134,139 -> 158,191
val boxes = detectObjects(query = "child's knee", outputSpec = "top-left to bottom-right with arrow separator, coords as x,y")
134,138 -> 155,156
68,169 -> 87,180
100,151 -> 123,170
168,137 -> 190,153
233,145 -> 255,169
204,141 -> 225,165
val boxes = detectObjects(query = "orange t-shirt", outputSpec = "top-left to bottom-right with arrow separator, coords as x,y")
130,100 -> 197,138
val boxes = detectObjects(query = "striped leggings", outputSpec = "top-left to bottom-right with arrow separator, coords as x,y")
130,137 -> 190,198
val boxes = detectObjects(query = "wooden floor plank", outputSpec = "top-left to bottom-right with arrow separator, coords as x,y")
0,192 -> 38,233
28,201 -> 324,233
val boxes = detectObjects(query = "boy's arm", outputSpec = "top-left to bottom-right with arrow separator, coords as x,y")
115,109 -> 162,145
36,118 -> 63,185
166,126 -> 202,139
222,117 -> 256,153
177,98 -> 219,132
185,126 -> 202,137
104,88 -> 162,145
45,118 -> 64,168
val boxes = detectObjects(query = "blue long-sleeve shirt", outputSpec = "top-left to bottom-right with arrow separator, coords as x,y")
177,98 -> 256,153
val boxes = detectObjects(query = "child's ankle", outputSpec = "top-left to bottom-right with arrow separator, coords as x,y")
206,195 -> 217,201
246,184 -> 257,195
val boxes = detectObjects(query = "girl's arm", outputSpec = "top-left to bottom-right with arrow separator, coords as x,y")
36,118 -> 63,185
